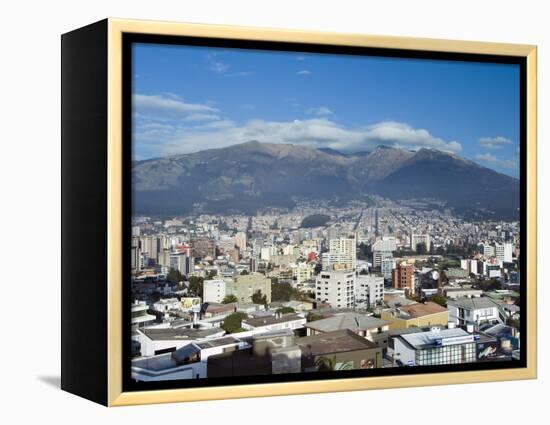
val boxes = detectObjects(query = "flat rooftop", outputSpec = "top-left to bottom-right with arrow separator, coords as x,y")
296,329 -> 379,356
400,328 -> 472,349
140,326 -> 223,341
243,314 -> 304,328
305,312 -> 389,333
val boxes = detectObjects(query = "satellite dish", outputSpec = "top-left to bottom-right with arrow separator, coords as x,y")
431,270 -> 440,281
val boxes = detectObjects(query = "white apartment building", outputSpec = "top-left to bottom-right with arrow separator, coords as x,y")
355,275 -> 384,307
447,297 -> 502,328
202,279 -> 226,304
495,242 -> 513,263
329,237 -> 357,270
315,270 -> 356,308
322,251 -> 354,271
410,233 -> 430,251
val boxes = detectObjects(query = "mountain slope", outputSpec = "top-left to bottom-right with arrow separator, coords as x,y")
132,141 -> 519,218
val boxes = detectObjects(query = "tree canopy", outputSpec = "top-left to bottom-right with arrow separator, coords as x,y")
221,312 -> 248,334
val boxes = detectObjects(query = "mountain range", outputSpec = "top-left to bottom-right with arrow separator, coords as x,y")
132,141 -> 519,219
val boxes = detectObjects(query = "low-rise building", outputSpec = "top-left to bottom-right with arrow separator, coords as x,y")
447,297 -> 503,328
297,329 -> 383,371
392,327 -> 477,366
241,313 -> 306,333
305,312 -> 390,342
380,301 -> 449,330
137,326 -> 226,357
131,300 -> 156,329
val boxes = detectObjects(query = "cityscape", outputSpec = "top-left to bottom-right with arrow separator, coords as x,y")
130,190 -> 521,381
130,43 -> 521,383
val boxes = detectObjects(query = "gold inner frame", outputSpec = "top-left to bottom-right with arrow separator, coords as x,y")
106,18 -> 537,407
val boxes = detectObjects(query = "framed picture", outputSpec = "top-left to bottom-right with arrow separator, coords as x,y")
61,18 -> 537,406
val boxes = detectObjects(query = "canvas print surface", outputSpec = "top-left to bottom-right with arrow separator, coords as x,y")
129,42 -> 522,384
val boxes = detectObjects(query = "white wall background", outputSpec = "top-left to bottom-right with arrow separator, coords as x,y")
0,0 -> 547,422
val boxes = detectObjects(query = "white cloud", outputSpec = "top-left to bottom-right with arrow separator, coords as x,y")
297,70 -> 312,75
210,61 -> 229,74
139,118 -> 462,157
224,71 -> 254,77
306,106 -> 333,116
475,153 -> 518,170
133,94 -> 219,124
479,136 -> 513,149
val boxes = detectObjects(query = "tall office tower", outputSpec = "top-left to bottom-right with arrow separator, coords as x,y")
410,233 -> 430,252
131,237 -> 141,272
139,235 -> 160,262
315,270 -> 356,309
392,262 -> 415,294
381,257 -> 396,279
495,242 -> 513,263
329,237 -> 357,270
483,243 -> 496,258
235,232 -> 247,252
322,252 -> 354,271
157,249 -> 171,268
372,237 -> 397,267
169,252 -> 194,276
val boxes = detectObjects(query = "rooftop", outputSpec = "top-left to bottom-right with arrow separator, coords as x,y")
140,326 -> 223,341
243,313 -> 305,328
297,329 -> 379,356
397,301 -> 448,318
400,327 -> 473,349
305,312 -> 390,333
447,297 -> 499,310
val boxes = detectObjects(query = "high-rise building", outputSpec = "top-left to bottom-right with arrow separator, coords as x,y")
495,242 -> 513,263
169,253 -> 194,276
328,237 -> 357,270
235,232 -> 247,252
322,251 -> 354,271
410,234 -> 430,252
372,237 -> 396,267
381,257 -> 396,279
482,243 -> 495,258
315,270 -> 355,309
392,262 -> 415,294
131,237 -> 141,272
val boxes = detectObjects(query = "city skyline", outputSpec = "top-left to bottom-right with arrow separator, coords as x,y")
133,43 -> 520,177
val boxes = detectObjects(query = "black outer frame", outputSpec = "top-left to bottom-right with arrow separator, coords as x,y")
121,33 -> 528,393
61,19 -> 109,405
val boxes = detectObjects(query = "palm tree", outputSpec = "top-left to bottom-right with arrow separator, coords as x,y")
315,356 -> 353,371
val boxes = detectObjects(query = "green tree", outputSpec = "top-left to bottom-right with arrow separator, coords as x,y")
306,311 -> 323,322
166,268 -> 184,284
240,269 -> 249,275
276,306 -> 295,315
206,270 -> 217,280
222,294 -> 238,304
251,290 -> 267,306
221,312 -> 248,333
431,294 -> 448,307
188,276 -> 204,296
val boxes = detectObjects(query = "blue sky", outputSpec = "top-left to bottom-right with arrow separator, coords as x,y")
132,43 -> 520,177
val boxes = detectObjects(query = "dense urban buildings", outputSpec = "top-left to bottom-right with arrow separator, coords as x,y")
130,194 -> 522,381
